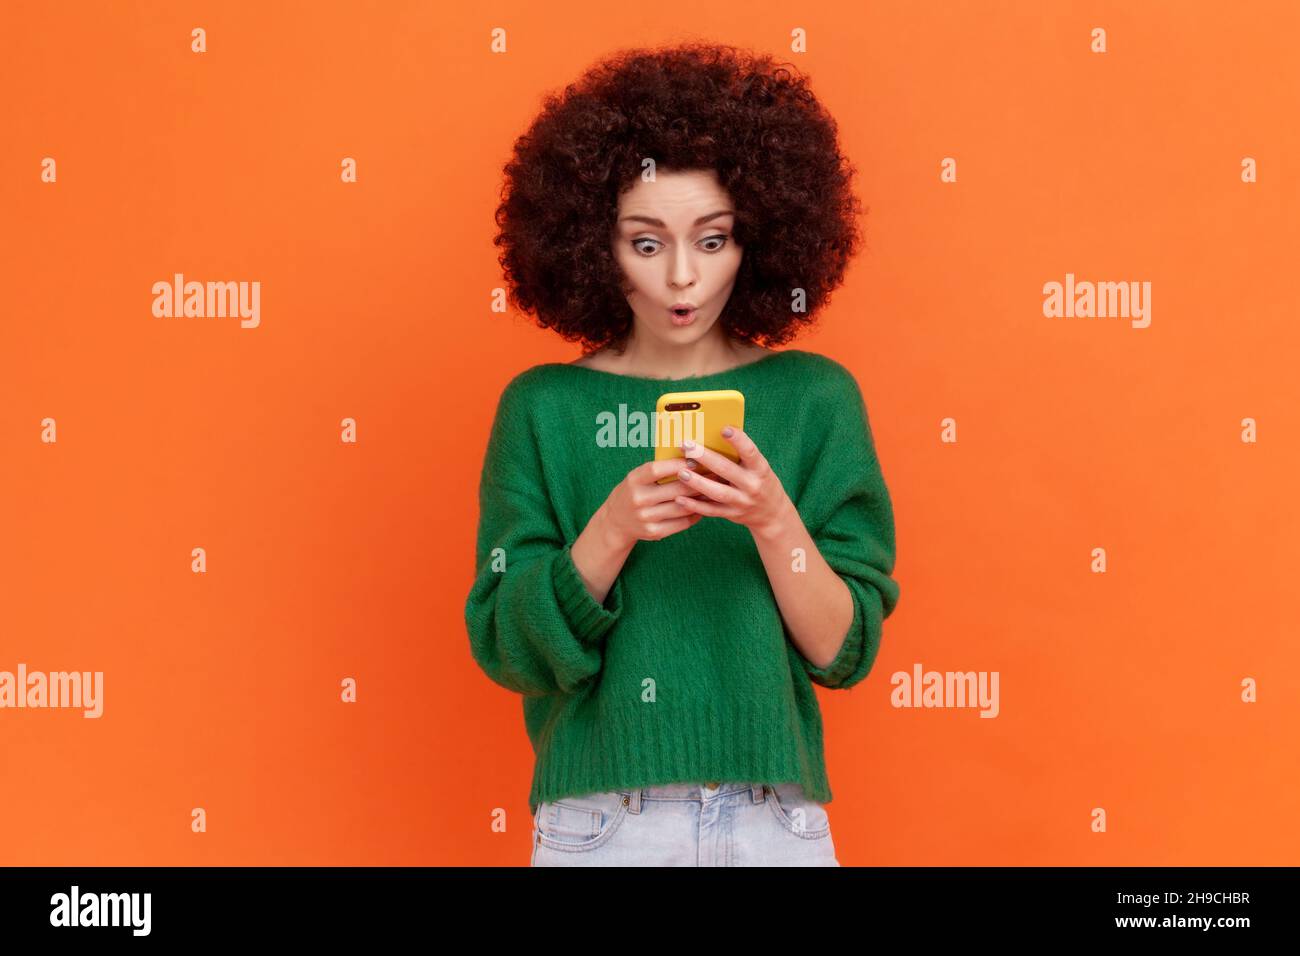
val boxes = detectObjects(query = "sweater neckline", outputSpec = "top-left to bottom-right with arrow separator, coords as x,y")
553,348 -> 796,387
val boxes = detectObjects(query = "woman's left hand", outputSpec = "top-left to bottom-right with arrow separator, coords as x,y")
671,426 -> 794,540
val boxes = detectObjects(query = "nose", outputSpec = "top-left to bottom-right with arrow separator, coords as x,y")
668,243 -> 698,290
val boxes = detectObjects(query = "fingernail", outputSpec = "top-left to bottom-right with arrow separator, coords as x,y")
678,469 -> 692,481
683,439 -> 695,450
722,426 -> 734,437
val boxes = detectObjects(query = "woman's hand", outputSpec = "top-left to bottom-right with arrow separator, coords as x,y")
670,426 -> 795,541
596,457 -> 711,549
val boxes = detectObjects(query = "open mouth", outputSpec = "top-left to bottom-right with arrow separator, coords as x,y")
669,305 -> 698,325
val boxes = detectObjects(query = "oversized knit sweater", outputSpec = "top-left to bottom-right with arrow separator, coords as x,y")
464,348 -> 900,815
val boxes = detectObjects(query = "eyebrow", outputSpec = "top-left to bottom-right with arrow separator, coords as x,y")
618,210 -> 735,227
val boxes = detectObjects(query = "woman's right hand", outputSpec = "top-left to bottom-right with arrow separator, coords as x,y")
598,457 -> 713,548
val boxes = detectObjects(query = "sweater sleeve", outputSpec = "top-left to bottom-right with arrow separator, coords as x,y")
463,377 -> 624,696
793,367 -> 900,690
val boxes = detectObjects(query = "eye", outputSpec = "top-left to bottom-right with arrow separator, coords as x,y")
631,235 -> 730,256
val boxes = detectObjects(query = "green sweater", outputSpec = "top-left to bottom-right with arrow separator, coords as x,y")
464,349 -> 900,815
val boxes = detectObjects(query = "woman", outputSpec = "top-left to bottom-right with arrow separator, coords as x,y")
465,42 -> 901,866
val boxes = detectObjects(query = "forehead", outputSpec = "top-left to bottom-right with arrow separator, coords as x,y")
617,168 -> 734,220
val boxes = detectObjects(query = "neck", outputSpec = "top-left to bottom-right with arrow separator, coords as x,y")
610,326 -> 751,379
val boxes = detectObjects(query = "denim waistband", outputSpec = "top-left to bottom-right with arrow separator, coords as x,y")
620,782 -> 767,811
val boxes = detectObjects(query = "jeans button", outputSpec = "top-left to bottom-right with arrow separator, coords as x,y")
704,781 -> 718,790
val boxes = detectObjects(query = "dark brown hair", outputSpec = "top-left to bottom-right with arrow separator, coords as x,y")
494,41 -> 865,354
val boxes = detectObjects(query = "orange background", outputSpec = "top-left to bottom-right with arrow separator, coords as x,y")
2,0 -> 1297,865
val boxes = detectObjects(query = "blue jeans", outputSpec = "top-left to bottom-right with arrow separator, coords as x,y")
530,781 -> 840,866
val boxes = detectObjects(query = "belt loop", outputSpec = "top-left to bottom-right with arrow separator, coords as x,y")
626,788 -> 643,814
751,783 -> 765,804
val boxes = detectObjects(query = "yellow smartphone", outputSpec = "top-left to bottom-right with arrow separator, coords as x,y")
654,389 -> 745,484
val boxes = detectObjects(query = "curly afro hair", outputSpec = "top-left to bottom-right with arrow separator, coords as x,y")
493,42 -> 865,354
